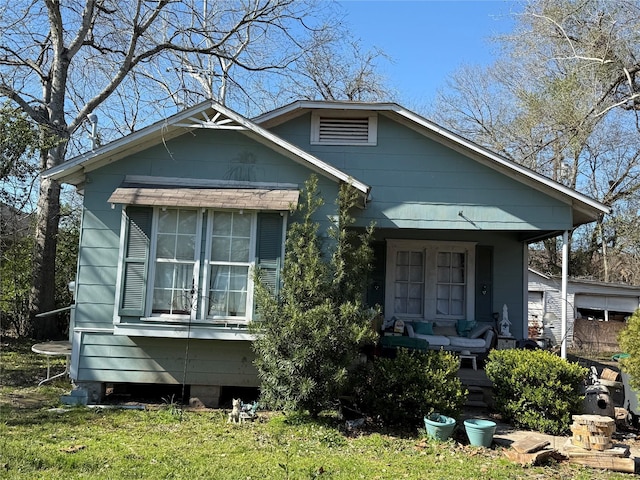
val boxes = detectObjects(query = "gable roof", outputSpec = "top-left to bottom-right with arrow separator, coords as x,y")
43,101 -> 370,200
255,100 -> 610,229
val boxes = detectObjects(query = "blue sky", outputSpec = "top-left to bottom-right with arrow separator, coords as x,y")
339,0 -> 521,106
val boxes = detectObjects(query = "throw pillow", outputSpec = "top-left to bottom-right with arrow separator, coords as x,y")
414,321 -> 433,336
456,319 -> 477,337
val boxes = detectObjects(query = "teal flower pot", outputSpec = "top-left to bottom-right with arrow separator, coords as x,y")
424,414 -> 456,441
464,419 -> 496,447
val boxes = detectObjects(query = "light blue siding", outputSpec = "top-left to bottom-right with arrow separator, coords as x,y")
76,264 -> 118,286
76,333 -> 258,386
271,114 -> 574,231
72,302 -> 113,327
71,110 -> 572,390
72,129 -> 338,389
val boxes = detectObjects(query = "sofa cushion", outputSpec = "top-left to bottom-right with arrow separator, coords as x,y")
413,333 -> 451,346
406,323 -> 451,346
433,323 -> 458,337
449,336 -> 487,348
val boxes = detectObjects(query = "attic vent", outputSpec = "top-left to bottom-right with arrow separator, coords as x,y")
320,117 -> 369,142
311,112 -> 377,146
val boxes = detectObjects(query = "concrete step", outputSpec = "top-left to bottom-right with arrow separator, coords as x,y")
465,399 -> 489,408
465,386 -> 489,409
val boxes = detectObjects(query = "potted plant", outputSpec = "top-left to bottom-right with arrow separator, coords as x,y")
424,412 -> 456,441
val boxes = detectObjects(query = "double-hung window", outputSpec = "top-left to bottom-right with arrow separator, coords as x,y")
148,208 -> 256,322
385,240 -> 475,320
204,211 -> 253,319
152,208 -> 200,316
436,251 -> 466,316
117,205 -> 283,327
393,250 -> 425,315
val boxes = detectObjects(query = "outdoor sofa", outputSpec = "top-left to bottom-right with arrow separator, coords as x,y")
380,318 -> 496,354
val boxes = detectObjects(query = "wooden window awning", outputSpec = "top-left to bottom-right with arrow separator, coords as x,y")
108,186 -> 299,211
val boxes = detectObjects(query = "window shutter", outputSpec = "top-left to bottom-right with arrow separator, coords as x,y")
256,212 -> 284,296
119,206 -> 152,316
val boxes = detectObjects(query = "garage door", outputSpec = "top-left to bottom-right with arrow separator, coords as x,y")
575,295 -> 639,313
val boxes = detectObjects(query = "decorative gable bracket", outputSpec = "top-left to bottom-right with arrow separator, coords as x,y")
175,110 -> 248,130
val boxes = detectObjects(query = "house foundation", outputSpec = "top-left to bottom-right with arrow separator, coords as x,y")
61,381 -> 105,405
189,385 -> 221,408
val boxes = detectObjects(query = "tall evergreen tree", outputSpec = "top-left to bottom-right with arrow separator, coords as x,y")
252,175 -> 377,416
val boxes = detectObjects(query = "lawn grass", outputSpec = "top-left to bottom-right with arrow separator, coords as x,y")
0,338 -> 633,479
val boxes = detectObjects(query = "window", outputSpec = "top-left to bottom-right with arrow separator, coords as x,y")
436,251 -> 466,316
310,112 -> 377,146
148,208 -> 255,322
394,250 -> 424,315
204,211 -> 253,319
117,206 -> 284,326
385,240 -> 475,320
152,209 -> 200,315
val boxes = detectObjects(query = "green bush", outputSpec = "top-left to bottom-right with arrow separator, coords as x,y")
351,348 -> 467,428
618,309 -> 640,392
485,349 -> 588,435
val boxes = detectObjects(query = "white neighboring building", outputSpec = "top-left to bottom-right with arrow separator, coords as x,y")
528,269 -> 640,349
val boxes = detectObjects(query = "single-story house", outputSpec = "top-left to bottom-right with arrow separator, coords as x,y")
528,268 -> 640,351
44,100 -> 610,406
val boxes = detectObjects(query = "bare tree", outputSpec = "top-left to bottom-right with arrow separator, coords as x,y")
0,0 -> 338,338
0,104 -> 54,211
151,11 -> 394,114
272,30 -> 393,104
430,0 -> 640,283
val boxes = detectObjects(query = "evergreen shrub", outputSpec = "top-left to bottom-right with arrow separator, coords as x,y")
618,308 -> 640,392
351,348 -> 467,428
485,349 -> 588,435
251,175 -> 378,416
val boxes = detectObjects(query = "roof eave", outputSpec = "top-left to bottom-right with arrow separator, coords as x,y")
43,101 -> 371,201
256,101 -> 609,225
43,102 -> 215,185
385,107 -> 610,225
254,100 -> 400,128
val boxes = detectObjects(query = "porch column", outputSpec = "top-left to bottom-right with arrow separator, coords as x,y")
561,230 -> 569,359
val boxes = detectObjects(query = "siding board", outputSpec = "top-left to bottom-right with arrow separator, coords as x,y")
273,115 -> 574,230
78,247 -> 119,267
76,333 -> 258,386
80,228 -> 119,249
76,265 -> 118,285
75,284 -> 116,304
73,303 -> 113,325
